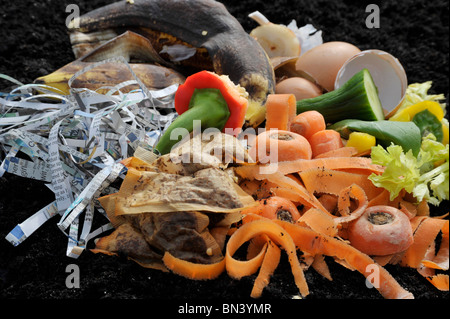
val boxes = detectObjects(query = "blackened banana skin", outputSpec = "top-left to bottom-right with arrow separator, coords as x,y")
69,0 -> 275,128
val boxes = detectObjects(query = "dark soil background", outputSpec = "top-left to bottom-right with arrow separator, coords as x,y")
0,0 -> 448,309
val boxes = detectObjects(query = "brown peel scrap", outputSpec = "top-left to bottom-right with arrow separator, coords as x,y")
92,223 -> 167,271
114,167 -> 254,215
92,166 -> 251,269
91,132 -> 255,271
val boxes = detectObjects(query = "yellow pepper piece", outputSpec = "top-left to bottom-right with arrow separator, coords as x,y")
346,132 -> 376,153
389,101 -> 444,122
442,122 -> 449,145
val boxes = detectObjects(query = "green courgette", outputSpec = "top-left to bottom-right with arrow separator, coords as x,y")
296,68 -> 384,123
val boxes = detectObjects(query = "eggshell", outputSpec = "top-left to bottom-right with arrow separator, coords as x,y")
275,77 -> 322,100
335,50 -> 407,117
295,41 -> 361,92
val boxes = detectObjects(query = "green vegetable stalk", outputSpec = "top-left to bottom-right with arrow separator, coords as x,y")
329,119 -> 422,156
155,88 -> 230,155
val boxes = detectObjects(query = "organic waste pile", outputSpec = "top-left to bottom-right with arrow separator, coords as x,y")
0,0 -> 448,300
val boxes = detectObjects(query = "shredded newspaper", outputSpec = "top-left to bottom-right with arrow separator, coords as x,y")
0,57 -> 178,258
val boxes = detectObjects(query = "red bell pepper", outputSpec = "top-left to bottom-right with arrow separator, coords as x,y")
155,71 -> 248,154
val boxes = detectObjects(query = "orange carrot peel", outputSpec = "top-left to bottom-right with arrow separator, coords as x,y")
226,216 -> 310,297
162,251 -> 226,280
234,156 -> 385,178
276,218 -> 414,299
227,213 -> 414,299
400,216 -> 449,291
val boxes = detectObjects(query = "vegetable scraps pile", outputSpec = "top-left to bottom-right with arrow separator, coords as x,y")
1,2 -> 448,299
93,53 -> 448,298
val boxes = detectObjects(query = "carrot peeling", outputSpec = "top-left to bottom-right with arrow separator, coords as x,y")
234,156 -> 385,179
226,217 -> 310,297
250,237 -> 282,298
229,213 -> 414,299
162,251 -> 226,280
368,189 -> 391,207
418,220 -> 449,291
237,167 -> 328,213
400,217 -> 448,268
314,146 -> 359,159
264,172 -> 329,213
298,208 -> 338,237
334,184 -> 368,225
403,217 -> 448,291
276,220 -> 414,299
299,167 -> 383,201
271,186 -> 309,206
426,274 -> 449,291
317,194 -> 339,213
311,254 -> 333,281
421,220 -> 449,271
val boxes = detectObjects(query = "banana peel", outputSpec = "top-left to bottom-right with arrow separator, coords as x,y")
35,31 -> 186,95
66,0 -> 275,128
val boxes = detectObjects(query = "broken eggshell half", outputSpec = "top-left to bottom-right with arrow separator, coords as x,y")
334,49 -> 408,118
294,41 -> 361,92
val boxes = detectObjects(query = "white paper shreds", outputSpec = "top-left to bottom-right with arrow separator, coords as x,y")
0,57 -> 178,258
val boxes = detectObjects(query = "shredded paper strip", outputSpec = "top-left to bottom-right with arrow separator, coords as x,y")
0,57 -> 178,258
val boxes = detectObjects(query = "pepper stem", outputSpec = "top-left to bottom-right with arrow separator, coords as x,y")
155,88 -> 230,155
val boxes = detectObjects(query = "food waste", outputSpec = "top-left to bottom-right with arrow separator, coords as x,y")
1,0 -> 448,299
